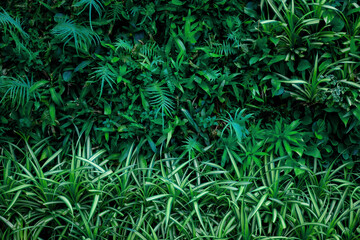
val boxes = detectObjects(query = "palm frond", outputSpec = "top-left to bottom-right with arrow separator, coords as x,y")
109,2 -> 129,21
91,63 -> 117,99
0,8 -> 28,38
73,0 -> 104,29
0,75 -> 32,109
115,38 -> 133,53
51,16 -> 100,52
183,136 -> 203,155
147,83 -> 175,120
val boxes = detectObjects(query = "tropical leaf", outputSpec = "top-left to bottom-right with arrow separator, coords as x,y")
147,82 -> 175,125
73,0 -> 104,29
0,75 -> 33,109
222,109 -> 252,142
91,63 -> 117,99
51,16 -> 99,51
0,8 -> 28,37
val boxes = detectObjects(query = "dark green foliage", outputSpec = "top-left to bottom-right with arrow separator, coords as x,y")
0,0 -> 358,161
0,0 -> 360,238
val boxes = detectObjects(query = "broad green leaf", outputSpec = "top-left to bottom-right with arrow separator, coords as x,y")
29,80 -> 48,93
171,0 -> 184,5
249,56 -> 259,65
305,146 -> 321,159
62,71 -> 72,82
49,88 -> 62,105
297,59 -> 311,71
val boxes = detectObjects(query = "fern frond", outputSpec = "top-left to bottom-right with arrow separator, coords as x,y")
115,38 -> 133,53
0,8 -> 28,38
130,6 -> 143,16
51,16 -> 100,52
109,2 -> 129,21
73,0 -> 104,29
0,75 -> 32,109
147,83 -> 175,119
91,63 -> 117,99
199,67 -> 221,82
164,67 -> 176,94
140,42 -> 160,59
211,41 -> 236,56
183,136 -> 203,154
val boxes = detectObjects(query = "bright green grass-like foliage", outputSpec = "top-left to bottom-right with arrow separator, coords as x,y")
0,140 -> 359,239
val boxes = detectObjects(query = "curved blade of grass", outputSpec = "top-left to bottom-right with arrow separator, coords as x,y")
58,195 -> 73,216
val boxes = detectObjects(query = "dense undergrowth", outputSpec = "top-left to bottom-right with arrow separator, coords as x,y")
0,0 -> 360,239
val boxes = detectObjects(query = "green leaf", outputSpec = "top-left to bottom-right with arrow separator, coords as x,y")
5,191 -> 21,213
29,80 -> 48,93
49,103 -> 56,124
104,102 -> 111,115
88,194 -> 100,221
51,17 -> 99,51
171,0 -> 184,5
74,60 -> 92,72
5,184 -> 33,194
297,60 -> 311,71
249,193 -> 268,220
146,135 -> 157,153
353,106 -> 360,121
294,167 -> 305,176
350,37 -> 357,53
305,146 -> 321,159
62,71 -> 72,82
165,197 -> 173,230
249,56 -> 259,65
174,37 -> 186,53
58,196 -> 73,216
199,81 -> 210,96
0,116 -> 8,124
111,57 -> 120,63
49,88 -> 63,105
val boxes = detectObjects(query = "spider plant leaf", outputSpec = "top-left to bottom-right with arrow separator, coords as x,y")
146,194 -> 171,202
249,193 -> 268,220
88,194 -> 100,221
165,197 -> 173,230
58,196 -> 74,216
0,215 -> 14,230
194,201 -> 205,230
